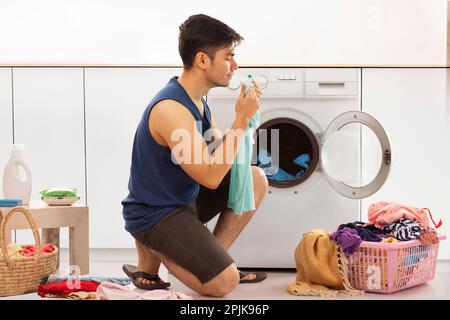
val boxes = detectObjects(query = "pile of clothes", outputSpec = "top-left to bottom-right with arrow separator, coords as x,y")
257,149 -> 310,182
38,274 -> 193,300
331,201 -> 443,254
287,201 -> 443,297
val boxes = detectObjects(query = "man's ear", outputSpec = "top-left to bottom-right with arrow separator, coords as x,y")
194,52 -> 211,70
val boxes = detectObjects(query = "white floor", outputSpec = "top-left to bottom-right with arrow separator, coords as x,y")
2,250 -> 450,300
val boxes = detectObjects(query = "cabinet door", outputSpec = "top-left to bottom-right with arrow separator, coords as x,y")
84,68 -> 181,248
361,68 -> 449,258
0,68 -> 13,198
13,68 -> 86,247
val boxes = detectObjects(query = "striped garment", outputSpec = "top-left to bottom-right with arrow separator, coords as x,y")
383,218 -> 421,241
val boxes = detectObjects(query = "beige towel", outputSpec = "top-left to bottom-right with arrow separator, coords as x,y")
0,243 -> 23,258
287,229 -> 363,298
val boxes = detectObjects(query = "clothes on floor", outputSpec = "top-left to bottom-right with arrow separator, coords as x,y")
367,201 -> 433,229
383,218 -> 421,241
287,229 -> 363,298
330,227 -> 363,254
227,111 -> 259,215
44,291 -> 97,300
96,281 -> 193,300
44,274 -> 131,286
37,280 -> 100,298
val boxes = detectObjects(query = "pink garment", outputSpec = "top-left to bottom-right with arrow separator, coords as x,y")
96,282 -> 193,300
367,201 -> 434,228
22,244 -> 56,257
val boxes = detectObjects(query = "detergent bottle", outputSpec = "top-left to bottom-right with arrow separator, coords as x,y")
2,144 -> 32,204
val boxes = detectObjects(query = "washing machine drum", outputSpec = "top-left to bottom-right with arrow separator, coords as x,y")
255,117 -> 319,188
254,111 -> 391,199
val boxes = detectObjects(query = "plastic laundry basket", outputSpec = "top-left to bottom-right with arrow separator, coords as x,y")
345,234 -> 446,293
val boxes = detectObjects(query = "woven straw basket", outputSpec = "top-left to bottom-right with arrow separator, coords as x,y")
0,207 -> 58,297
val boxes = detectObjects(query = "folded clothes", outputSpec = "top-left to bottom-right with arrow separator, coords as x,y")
22,244 -> 56,257
0,243 -> 55,258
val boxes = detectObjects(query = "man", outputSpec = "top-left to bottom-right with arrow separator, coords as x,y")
121,14 -> 268,297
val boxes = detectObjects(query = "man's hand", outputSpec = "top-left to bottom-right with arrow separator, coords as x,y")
235,82 -> 260,125
253,79 -> 263,99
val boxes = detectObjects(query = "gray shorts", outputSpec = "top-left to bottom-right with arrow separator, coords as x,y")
131,171 -> 234,284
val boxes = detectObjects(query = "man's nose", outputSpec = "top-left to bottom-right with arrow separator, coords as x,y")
232,60 -> 239,70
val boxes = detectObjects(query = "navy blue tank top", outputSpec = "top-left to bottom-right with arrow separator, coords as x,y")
122,76 -> 212,233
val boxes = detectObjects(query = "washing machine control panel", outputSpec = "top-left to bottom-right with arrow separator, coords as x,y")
209,68 -> 358,99
208,68 -> 305,99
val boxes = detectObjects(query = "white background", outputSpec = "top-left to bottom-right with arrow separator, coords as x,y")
0,0 -> 447,65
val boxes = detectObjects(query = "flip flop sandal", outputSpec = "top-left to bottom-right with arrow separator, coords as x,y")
122,264 -> 171,290
239,271 -> 267,284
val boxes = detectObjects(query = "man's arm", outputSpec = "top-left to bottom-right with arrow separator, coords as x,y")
150,84 -> 259,189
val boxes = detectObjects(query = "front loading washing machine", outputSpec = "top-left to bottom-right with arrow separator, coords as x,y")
207,68 -> 391,268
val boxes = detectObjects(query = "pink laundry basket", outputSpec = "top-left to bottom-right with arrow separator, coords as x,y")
345,234 -> 446,293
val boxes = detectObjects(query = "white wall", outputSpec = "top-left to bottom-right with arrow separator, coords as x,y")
0,0 -> 446,65
0,68 -> 12,198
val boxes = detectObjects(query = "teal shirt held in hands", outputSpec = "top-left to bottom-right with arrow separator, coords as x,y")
227,90 -> 260,215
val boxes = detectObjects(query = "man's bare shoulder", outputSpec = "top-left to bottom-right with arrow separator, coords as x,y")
149,99 -> 196,145
150,99 -> 193,120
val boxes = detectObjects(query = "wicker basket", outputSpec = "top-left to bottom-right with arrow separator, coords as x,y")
0,207 -> 58,297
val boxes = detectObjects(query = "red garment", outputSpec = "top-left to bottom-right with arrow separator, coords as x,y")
37,280 -> 100,298
22,244 -> 55,257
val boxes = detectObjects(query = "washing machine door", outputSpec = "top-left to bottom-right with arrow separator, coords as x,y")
320,111 -> 391,199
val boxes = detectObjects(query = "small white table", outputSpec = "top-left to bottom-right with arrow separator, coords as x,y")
0,201 -> 89,274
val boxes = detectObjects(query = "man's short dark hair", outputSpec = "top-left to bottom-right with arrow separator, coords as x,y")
178,14 -> 243,69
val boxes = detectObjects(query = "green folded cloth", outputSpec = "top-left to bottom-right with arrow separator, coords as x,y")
40,188 -> 80,199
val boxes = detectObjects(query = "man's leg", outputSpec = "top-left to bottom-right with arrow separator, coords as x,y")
134,239 -> 163,286
136,240 -> 239,297
213,166 -> 269,250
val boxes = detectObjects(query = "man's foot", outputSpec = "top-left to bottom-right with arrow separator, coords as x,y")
122,264 -> 171,290
239,271 -> 267,284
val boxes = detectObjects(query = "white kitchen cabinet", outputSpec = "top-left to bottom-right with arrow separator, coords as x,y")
0,68 -> 13,198
84,68 -> 181,248
361,68 -> 449,259
13,68 -> 86,247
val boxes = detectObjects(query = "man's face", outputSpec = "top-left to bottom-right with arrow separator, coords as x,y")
205,45 -> 238,88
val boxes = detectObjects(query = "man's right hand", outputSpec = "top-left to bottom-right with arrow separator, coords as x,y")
235,83 -> 260,126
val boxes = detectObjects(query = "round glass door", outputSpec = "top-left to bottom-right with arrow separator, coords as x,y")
321,111 -> 391,199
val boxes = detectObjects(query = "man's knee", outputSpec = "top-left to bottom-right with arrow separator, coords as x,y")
252,166 -> 269,197
201,265 -> 240,297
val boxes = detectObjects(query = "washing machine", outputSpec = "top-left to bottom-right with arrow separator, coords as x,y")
206,68 -> 391,268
